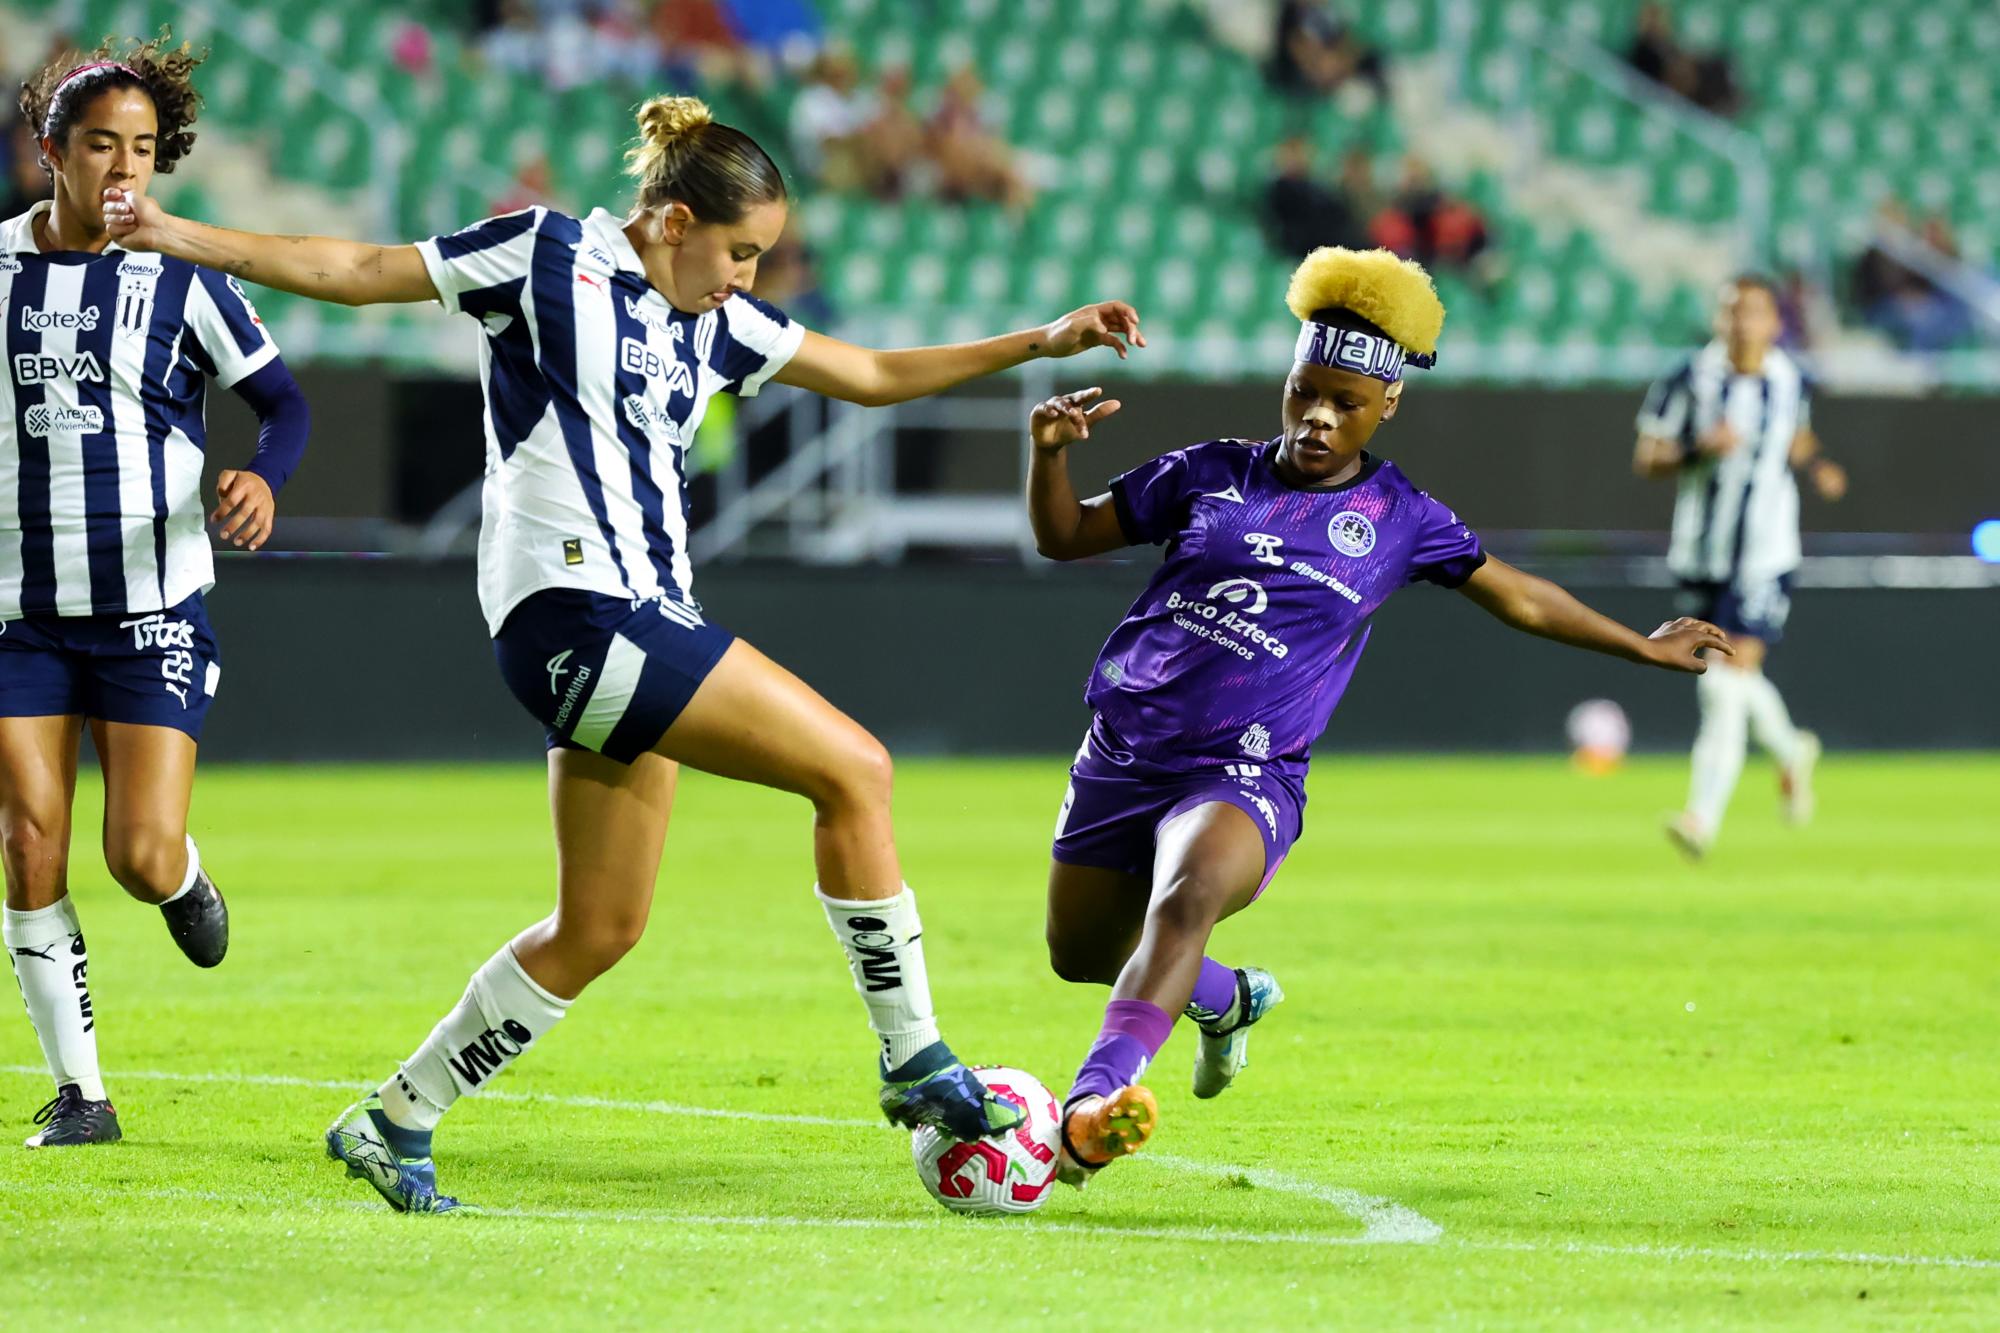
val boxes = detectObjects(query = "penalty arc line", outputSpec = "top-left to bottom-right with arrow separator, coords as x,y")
7,1065 -> 1999,1271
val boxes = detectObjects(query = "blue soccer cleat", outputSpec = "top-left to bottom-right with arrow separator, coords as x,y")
879,1042 -> 1028,1141
1189,966 -> 1284,1099
325,1094 -> 462,1214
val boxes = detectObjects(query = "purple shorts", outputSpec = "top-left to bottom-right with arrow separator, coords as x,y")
1050,716 -> 1305,899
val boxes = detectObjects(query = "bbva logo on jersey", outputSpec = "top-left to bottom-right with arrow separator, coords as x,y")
13,350 -> 105,384
619,336 -> 695,395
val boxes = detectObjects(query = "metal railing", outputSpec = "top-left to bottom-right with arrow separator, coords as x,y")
1501,20 -> 1772,266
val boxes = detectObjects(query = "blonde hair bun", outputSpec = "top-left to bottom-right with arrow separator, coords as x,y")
1285,247 -> 1445,356
626,94 -> 713,180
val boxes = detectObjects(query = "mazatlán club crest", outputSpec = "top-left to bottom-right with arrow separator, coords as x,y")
1328,510 -> 1376,557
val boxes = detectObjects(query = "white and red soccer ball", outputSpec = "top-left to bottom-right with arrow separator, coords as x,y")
910,1066 -> 1061,1215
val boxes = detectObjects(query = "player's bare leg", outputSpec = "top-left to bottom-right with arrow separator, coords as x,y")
1060,803 -> 1270,1182
93,721 -> 224,966
330,747 -> 676,1213
1,715 -> 117,1147
1673,638 -> 1760,858
657,639 -> 1022,1140
1722,637 -> 1818,824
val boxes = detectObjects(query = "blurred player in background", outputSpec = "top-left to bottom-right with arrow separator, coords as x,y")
1,37 -> 309,1148
107,94 -> 1144,1212
1634,275 -> 1846,859
1025,248 -> 1730,1183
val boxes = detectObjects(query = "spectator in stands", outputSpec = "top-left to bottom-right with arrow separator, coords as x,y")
1369,156 -> 1488,272
0,113 -> 49,220
489,152 -> 560,216
789,44 -> 871,191
1851,199 -> 1975,352
1624,2 -> 1742,118
650,0 -> 770,93
928,64 -> 1034,213
1625,2 -> 1677,85
1336,146 -> 1384,226
1259,136 -> 1361,258
479,0 -> 546,80
721,0 -> 823,71
755,231 -> 836,330
853,64 -> 929,201
1268,0 -> 1389,103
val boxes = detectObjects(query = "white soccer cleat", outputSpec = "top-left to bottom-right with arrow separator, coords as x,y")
1191,967 -> 1284,1099
1780,730 -> 1821,826
1664,812 -> 1713,862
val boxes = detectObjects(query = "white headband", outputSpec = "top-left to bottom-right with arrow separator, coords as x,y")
1294,320 -> 1436,381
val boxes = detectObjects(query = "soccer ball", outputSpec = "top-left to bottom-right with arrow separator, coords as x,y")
910,1066 -> 1062,1215
1566,697 -> 1631,775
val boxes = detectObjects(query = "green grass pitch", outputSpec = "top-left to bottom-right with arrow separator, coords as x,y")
2,754 -> 1996,1327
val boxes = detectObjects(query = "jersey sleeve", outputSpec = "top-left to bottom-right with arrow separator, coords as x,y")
1635,357 -> 1694,448
415,209 -> 544,316
1106,447 -> 1200,546
1405,490 -> 1487,588
711,292 -> 806,397
182,268 -> 279,388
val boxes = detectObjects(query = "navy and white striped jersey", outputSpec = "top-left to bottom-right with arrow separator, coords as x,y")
416,207 -> 805,635
1636,341 -> 1810,585
1,200 -> 278,618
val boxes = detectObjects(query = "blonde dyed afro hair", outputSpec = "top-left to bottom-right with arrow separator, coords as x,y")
1285,247 -> 1445,359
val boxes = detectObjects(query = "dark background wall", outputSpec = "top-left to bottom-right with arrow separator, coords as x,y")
204,372 -> 2000,537
197,557 -> 1998,762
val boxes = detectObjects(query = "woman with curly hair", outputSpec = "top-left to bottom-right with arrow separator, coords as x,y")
1,34 -> 310,1149
107,93 -> 1143,1212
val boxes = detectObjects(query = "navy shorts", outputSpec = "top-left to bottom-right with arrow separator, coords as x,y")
1051,716 -> 1305,900
493,589 -> 736,764
0,594 -> 221,739
1678,572 -> 1795,646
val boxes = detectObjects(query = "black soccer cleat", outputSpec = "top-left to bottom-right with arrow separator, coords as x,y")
25,1084 -> 121,1148
160,868 -> 228,968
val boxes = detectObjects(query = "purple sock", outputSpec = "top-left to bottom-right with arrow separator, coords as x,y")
1186,958 -> 1239,1025
1067,999 -> 1175,1104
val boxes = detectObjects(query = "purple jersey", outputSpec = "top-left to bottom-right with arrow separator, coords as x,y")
1087,438 -> 1484,776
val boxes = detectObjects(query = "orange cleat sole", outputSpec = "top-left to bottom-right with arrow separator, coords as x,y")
1064,1085 -> 1159,1167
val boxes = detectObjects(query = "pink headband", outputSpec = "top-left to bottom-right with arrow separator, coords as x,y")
43,61 -> 141,136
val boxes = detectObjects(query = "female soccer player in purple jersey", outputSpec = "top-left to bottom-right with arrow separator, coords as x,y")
1,38 -> 310,1149
1025,247 -> 1732,1183
107,96 -> 1144,1211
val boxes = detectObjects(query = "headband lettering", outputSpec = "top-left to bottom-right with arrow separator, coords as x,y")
1293,321 -> 1437,381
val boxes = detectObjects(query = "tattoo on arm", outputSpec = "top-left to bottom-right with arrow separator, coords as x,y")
1027,341 -> 1039,352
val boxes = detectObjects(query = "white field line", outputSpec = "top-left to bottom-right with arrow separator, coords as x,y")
7,1065 -> 1998,1271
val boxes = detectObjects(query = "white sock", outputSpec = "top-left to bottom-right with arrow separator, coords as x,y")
1688,666 -> 1750,835
4,898 -> 106,1102
157,837 -> 199,906
817,884 -> 942,1072
377,943 -> 570,1132
1740,669 -> 1805,767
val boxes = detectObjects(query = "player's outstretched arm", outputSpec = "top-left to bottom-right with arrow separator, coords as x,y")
776,302 -> 1144,407
101,188 -> 438,307
1026,387 -> 1130,561
1457,556 -> 1731,673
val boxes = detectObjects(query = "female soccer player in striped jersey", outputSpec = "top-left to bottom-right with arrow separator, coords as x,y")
108,95 -> 1144,1212
2,38 -> 310,1149
1634,275 -> 1846,859
1024,249 -> 1729,1183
